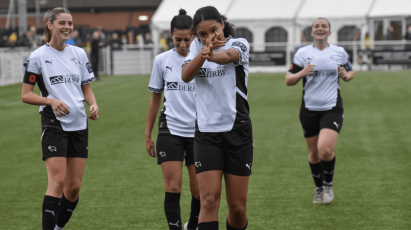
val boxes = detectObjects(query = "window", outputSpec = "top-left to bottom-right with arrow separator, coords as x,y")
236,28 -> 253,43
338,26 -> 361,41
302,27 -> 313,42
265,27 -> 287,51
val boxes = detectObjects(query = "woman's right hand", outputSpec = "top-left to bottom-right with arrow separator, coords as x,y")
50,99 -> 70,117
145,137 -> 157,158
300,61 -> 315,77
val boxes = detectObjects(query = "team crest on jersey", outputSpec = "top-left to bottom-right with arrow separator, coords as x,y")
71,58 -> 81,67
231,41 -> 247,52
197,66 -> 226,78
86,62 -> 93,73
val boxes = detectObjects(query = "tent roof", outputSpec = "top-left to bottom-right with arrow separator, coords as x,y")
226,0 -> 304,21
151,0 -> 233,31
368,0 -> 411,18
297,0 -> 375,21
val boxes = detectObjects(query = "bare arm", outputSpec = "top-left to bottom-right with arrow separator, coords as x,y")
145,92 -> 162,157
338,67 -> 355,82
181,51 -> 206,83
81,83 -> 99,120
21,83 -> 70,117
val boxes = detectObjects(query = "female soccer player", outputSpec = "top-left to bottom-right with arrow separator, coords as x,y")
181,6 -> 252,230
145,9 -> 200,230
21,7 -> 98,230
286,18 -> 355,205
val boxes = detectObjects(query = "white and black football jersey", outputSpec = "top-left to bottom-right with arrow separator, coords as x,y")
23,44 -> 95,131
289,44 -> 352,111
184,36 -> 250,132
148,48 -> 196,138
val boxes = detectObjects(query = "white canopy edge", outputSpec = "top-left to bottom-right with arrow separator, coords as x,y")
368,0 -> 411,18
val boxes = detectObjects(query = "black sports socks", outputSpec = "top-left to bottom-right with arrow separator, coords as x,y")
309,161 -> 324,191
322,157 -> 336,186
187,196 -> 200,230
164,192 -> 182,230
226,219 -> 248,230
42,195 -> 60,230
198,221 -> 219,230
55,193 -> 79,228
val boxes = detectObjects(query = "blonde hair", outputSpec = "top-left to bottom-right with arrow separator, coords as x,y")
44,7 -> 71,42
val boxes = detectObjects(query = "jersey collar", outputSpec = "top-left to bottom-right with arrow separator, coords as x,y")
46,42 -> 69,55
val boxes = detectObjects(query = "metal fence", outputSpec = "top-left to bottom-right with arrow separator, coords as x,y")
1,41 -> 410,86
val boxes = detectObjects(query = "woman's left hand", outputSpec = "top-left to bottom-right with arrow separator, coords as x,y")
89,104 -> 99,120
338,66 -> 348,81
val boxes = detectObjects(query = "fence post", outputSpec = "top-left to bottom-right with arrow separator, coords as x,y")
105,46 -> 111,76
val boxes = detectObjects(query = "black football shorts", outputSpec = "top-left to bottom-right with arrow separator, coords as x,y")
41,127 -> 88,161
194,122 -> 253,176
156,134 -> 195,166
299,107 -> 344,138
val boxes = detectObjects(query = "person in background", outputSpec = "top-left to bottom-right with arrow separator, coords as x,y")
17,31 -> 33,47
128,31 -> 134,44
8,32 -> 18,47
160,33 -> 169,53
72,30 -> 82,44
121,34 -> 128,46
0,34 -> 9,47
145,32 -> 153,44
97,26 -> 106,43
66,34 -> 76,46
404,25 -> 411,50
110,32 -> 122,50
91,31 -> 103,81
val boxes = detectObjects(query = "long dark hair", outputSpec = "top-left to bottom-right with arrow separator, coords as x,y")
193,6 -> 235,38
171,9 -> 193,34
44,7 -> 71,42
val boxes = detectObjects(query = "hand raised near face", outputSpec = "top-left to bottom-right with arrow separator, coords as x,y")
201,39 -> 214,62
209,32 -> 225,49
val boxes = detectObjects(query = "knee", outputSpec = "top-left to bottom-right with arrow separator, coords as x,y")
49,175 -> 65,192
309,150 -> 320,162
201,194 -> 220,212
65,182 -> 82,200
228,204 -> 247,220
318,146 -> 334,159
165,184 -> 182,194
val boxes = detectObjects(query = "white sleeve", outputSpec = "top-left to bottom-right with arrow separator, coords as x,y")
292,49 -> 305,68
80,50 -> 95,85
229,38 -> 250,66
25,52 -> 41,74
148,56 -> 164,93
183,38 -> 202,65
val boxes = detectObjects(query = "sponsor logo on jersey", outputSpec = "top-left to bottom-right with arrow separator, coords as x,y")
197,66 -> 226,78
86,62 -> 93,73
166,65 -> 173,72
50,75 -> 80,85
166,82 -> 195,91
45,60 -> 53,65
310,70 -> 337,78
231,41 -> 247,52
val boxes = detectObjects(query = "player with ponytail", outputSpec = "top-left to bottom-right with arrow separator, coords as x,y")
145,9 -> 200,230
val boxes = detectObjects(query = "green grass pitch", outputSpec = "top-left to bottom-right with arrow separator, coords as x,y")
0,72 -> 410,229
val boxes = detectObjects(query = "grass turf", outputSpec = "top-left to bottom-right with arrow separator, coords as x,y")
0,72 -> 410,229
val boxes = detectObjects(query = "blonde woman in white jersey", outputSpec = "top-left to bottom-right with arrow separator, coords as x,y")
286,18 -> 355,205
21,7 -> 98,230
145,9 -> 200,230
